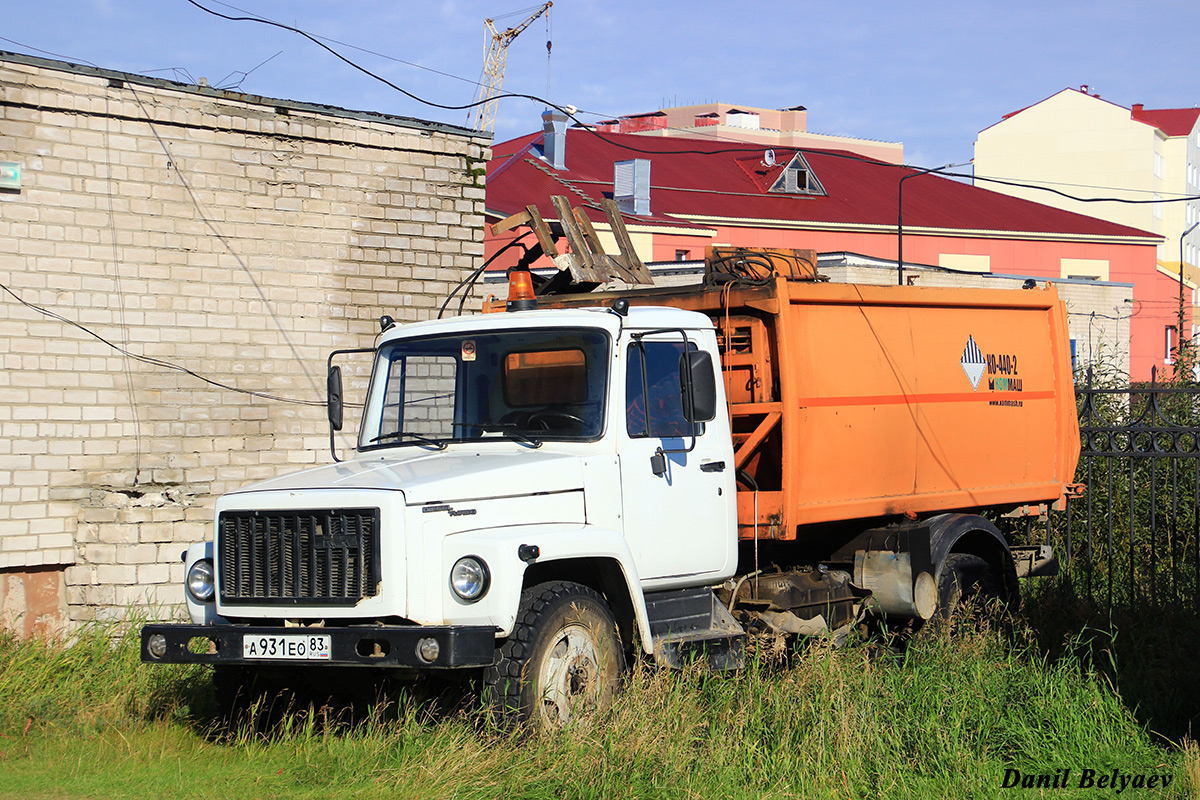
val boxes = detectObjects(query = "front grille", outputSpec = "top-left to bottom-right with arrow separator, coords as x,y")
217,508 -> 381,605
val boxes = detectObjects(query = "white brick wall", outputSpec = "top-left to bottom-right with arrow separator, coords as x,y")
0,53 -> 489,625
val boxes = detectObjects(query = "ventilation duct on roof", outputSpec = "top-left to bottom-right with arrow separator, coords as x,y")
541,110 -> 567,170
726,111 -> 760,130
614,159 -> 651,216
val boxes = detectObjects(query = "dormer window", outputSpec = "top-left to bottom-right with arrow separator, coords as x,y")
783,167 -> 809,192
769,153 -> 826,196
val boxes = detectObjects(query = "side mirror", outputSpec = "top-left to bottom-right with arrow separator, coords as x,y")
680,350 -> 717,423
327,365 -> 344,432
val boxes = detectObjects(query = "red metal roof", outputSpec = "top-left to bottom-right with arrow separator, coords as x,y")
1131,106 -> 1200,136
488,129 -> 1157,240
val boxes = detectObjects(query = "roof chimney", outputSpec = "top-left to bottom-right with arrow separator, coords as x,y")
541,109 -> 567,170
1132,103 -> 1145,113
614,159 -> 651,216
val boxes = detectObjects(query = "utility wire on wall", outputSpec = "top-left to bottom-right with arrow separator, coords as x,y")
0,35 -> 326,409
0,281 -> 322,406
121,79 -> 324,400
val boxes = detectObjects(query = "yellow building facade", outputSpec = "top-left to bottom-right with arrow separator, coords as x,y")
975,88 -> 1200,276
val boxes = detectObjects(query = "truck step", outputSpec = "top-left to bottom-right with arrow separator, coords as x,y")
644,586 -> 745,671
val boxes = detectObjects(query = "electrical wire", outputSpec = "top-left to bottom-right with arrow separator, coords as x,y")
937,169 -> 1200,206
0,36 -> 328,408
186,0 -> 564,118
180,2 -> 1200,212
7,22 -> 1198,214
203,0 -> 485,90
0,280 -> 322,406
438,232 -> 533,319
101,75 -> 144,484
120,80 -> 324,400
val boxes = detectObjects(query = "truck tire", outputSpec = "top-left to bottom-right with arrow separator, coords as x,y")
926,552 -> 1004,632
483,580 -> 625,730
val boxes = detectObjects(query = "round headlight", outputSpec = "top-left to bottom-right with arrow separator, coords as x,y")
187,559 -> 215,602
450,556 -> 490,602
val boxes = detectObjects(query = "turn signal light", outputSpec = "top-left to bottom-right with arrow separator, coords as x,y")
506,269 -> 538,311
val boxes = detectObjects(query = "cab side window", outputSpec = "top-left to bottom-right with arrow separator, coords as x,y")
626,340 -> 697,438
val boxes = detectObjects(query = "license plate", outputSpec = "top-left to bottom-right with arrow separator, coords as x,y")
242,634 -> 331,661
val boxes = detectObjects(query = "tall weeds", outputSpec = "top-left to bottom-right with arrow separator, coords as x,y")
0,620 -> 1183,799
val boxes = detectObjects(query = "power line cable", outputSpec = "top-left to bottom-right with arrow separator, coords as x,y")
101,76 -> 144,484
179,3 -> 1200,210
937,169 -> 1200,205
0,35 -> 328,408
186,0 -> 559,117
0,280 -> 322,406
120,80 -> 325,400
214,49 -> 282,91
204,0 -> 486,90
1,35 -> 148,480
7,24 -> 1198,211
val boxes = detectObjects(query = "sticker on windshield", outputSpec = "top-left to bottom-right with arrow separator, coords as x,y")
461,340 -> 476,362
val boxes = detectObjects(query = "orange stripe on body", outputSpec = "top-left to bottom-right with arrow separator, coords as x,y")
799,390 -> 1056,407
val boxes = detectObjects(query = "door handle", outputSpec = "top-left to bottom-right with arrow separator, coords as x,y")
700,461 -> 725,473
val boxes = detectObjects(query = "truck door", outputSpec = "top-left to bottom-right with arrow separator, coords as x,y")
619,333 -> 735,583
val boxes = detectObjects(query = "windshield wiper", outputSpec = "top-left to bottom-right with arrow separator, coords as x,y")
465,422 -> 543,449
368,431 -> 448,450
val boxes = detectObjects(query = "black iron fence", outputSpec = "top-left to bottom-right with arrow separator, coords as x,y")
1030,368 -> 1200,612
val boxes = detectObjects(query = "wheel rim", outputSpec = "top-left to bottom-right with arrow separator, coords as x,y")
535,622 -> 604,725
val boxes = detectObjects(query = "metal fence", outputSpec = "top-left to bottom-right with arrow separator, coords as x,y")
1035,368 -> 1200,611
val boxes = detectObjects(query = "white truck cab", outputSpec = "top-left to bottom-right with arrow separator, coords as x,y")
144,304 -> 743,728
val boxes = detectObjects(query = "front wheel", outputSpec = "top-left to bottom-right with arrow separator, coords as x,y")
483,581 -> 625,730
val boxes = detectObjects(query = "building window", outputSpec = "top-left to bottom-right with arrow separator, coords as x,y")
1154,194 -> 1164,219
1155,153 -> 1165,178
1166,325 -> 1178,364
1060,258 -> 1109,281
675,249 -> 690,262
785,168 -> 809,192
768,153 -> 827,196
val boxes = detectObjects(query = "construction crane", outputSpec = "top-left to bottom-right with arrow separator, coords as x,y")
471,2 -> 552,133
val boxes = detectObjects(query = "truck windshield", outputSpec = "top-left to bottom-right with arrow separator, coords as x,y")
359,328 -> 609,450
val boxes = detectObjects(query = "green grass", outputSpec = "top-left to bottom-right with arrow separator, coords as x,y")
0,615 -> 1192,799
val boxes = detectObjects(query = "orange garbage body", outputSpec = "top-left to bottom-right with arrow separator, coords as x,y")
541,277 -> 1081,542
765,280 -> 1078,534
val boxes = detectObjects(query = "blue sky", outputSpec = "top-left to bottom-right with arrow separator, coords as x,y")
5,0 -> 1200,170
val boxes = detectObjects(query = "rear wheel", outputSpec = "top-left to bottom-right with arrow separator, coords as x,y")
924,553 -> 1006,634
483,581 -> 625,730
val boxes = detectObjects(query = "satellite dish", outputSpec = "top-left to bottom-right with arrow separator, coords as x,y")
763,149 -> 777,167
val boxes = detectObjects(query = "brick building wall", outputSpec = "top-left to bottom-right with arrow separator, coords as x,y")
0,52 -> 489,633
